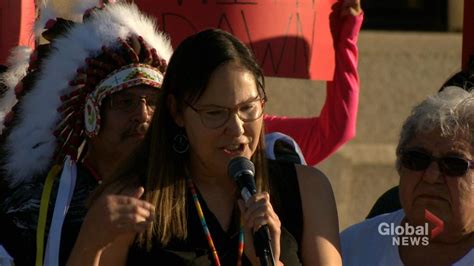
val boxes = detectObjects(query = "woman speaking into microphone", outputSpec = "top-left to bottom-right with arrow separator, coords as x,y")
69,24 -> 343,266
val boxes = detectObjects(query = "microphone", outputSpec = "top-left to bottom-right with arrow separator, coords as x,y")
228,156 -> 275,266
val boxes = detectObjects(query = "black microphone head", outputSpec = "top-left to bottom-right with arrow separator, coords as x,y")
228,156 -> 255,181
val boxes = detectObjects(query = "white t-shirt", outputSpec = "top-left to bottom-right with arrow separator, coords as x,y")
341,209 -> 474,266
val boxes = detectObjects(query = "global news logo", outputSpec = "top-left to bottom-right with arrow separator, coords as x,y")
378,209 -> 444,246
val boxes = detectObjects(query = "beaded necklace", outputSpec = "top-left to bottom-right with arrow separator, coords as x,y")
185,176 -> 244,266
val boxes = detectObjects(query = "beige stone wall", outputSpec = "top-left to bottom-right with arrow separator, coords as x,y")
449,0 -> 464,31
264,30 -> 462,231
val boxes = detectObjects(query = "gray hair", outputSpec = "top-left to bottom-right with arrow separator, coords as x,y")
396,87 -> 474,167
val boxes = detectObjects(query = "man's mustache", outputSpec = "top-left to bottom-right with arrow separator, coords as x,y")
121,123 -> 150,139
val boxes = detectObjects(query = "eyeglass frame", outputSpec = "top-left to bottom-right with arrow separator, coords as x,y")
106,91 -> 159,112
183,96 -> 266,129
399,148 -> 474,177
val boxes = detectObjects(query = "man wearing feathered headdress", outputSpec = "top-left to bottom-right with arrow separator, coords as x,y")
0,0 -> 364,264
0,1 -> 172,265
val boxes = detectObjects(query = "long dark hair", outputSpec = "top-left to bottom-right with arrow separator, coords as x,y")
143,28 -> 269,247
96,29 -> 270,248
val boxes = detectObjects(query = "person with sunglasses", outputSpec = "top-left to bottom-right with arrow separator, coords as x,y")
341,87 -> 474,266
367,69 -> 474,219
68,27 -> 342,266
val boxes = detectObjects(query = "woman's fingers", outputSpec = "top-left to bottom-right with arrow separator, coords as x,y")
244,206 -> 268,230
242,193 -> 274,225
240,192 -> 280,231
243,192 -> 270,209
238,193 -> 281,265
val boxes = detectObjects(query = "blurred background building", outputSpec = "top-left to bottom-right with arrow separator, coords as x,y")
267,0 -> 464,229
0,0 -> 467,230
363,0 -> 463,31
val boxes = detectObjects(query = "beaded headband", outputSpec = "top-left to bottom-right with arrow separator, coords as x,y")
0,2 -> 172,265
1,2 -> 173,186
84,63 -> 164,137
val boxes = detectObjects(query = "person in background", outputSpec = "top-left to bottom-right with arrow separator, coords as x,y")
264,0 -> 363,166
0,2 -> 172,265
341,87 -> 474,265
366,70 -> 474,219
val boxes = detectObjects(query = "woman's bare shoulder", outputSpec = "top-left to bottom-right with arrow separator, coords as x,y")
295,164 -> 333,195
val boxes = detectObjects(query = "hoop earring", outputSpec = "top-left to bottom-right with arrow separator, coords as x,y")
172,133 -> 189,154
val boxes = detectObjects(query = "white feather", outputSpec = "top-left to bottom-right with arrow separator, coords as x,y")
0,46 -> 33,134
35,0 -> 104,36
5,3 -> 173,186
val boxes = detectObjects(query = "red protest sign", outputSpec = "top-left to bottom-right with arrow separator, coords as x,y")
134,0 -> 337,80
0,0 -> 35,65
462,0 -> 474,71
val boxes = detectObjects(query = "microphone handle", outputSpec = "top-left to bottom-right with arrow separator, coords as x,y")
239,183 -> 276,265
253,219 -> 275,266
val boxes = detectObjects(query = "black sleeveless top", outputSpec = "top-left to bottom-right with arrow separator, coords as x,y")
127,160 -> 303,265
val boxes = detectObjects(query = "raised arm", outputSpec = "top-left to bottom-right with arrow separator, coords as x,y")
296,165 -> 341,265
264,1 -> 363,166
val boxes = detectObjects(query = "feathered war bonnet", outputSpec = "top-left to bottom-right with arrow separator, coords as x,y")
2,1 -> 172,186
0,1 -> 172,264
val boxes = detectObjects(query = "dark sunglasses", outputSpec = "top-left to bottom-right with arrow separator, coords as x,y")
400,149 -> 474,177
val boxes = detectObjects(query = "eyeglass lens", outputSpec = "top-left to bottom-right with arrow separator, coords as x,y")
192,99 -> 263,128
110,93 -> 158,111
400,150 -> 471,177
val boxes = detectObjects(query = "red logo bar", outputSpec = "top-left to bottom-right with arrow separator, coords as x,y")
424,209 -> 444,239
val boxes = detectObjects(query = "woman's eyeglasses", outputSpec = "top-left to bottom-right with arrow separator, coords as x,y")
184,97 -> 265,129
399,149 -> 474,177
